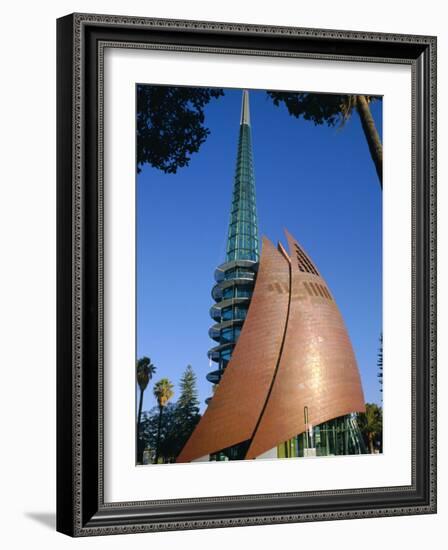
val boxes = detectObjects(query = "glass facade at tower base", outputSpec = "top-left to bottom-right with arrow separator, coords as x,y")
210,440 -> 251,461
206,414 -> 366,462
277,414 -> 366,459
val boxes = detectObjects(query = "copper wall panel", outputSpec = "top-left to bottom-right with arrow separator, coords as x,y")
246,230 -> 365,458
177,238 -> 290,463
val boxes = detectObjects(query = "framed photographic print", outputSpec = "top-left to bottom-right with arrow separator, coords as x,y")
56,13 -> 437,536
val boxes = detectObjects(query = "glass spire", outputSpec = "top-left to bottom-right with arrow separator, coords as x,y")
225,90 -> 259,263
206,90 -> 260,408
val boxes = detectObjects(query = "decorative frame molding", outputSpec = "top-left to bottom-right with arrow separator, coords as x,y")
56,13 -> 437,537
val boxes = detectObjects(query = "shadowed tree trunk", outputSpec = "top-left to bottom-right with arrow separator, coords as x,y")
155,406 -> 164,464
355,94 -> 383,188
136,356 -> 156,463
136,386 -> 145,464
153,378 -> 174,464
137,386 -> 144,436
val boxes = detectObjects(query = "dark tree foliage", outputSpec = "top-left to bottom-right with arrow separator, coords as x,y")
358,403 -> 383,454
175,365 -> 201,453
267,91 -> 381,127
140,365 -> 201,463
137,85 -> 224,174
141,404 -> 179,463
268,91 -> 351,126
136,356 -> 156,464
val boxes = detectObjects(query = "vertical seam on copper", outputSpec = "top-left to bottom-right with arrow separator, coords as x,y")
245,254 -> 293,457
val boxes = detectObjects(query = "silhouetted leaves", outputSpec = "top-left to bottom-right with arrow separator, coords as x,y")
140,366 -> 201,463
141,404 -> 179,463
268,91 -> 348,126
358,403 -> 383,453
137,85 -> 224,174
267,91 -> 381,127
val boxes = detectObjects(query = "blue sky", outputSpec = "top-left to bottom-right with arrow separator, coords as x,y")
137,88 -> 382,414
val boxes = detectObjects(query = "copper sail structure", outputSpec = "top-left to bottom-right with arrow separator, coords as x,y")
245,231 -> 365,458
178,231 -> 366,462
177,91 -> 365,463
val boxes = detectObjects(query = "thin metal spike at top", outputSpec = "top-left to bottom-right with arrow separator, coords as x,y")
240,89 -> 251,126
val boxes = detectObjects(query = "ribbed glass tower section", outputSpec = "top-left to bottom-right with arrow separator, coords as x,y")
207,90 -> 259,403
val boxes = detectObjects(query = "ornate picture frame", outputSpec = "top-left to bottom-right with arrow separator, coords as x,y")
56,13 -> 437,536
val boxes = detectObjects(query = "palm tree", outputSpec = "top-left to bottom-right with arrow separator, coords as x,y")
341,95 -> 383,187
268,92 -> 383,188
136,357 -> 156,457
153,378 -> 175,463
358,403 -> 383,454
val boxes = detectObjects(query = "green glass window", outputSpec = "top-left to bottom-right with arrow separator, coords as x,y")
222,287 -> 234,300
221,307 -> 232,321
221,328 -> 233,343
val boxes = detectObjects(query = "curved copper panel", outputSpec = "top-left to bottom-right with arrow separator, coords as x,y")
177,238 -> 290,463
246,230 -> 365,458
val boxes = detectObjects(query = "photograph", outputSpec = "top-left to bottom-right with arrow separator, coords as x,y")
135,85 -> 383,466
54,8 -> 436,538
